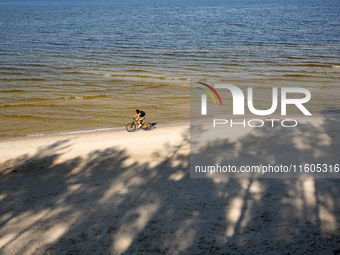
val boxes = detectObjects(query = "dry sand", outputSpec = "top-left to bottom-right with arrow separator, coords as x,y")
1,119 -> 340,254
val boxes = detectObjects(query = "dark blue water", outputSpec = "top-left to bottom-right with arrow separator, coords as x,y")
0,0 -> 339,136
1,0 -> 340,52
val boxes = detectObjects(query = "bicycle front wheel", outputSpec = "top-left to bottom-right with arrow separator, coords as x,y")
126,122 -> 136,132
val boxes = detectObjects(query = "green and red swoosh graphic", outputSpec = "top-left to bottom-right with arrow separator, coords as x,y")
196,82 -> 223,106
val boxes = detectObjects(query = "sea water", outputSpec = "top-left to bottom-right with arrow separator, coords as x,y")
0,0 -> 339,136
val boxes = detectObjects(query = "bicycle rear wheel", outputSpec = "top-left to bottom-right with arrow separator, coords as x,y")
126,122 -> 136,132
142,122 -> 152,131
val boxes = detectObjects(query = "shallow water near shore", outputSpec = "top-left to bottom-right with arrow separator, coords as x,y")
0,0 -> 339,137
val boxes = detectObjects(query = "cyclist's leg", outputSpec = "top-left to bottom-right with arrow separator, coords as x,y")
139,117 -> 145,126
135,116 -> 141,126
136,120 -> 141,127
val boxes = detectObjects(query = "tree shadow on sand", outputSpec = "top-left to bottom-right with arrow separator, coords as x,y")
1,114 -> 340,254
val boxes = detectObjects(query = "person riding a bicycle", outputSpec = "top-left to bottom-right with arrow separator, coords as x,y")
134,109 -> 145,127
126,110 -> 150,132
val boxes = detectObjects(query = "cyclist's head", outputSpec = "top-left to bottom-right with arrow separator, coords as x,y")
136,109 -> 140,113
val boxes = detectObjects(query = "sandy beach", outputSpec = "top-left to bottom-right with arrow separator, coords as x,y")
1,118 -> 340,254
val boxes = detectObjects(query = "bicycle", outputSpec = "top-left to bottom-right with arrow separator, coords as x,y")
126,118 -> 152,132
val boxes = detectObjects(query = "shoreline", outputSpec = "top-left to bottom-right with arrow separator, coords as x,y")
0,120 -> 191,141
2,112 -> 338,141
